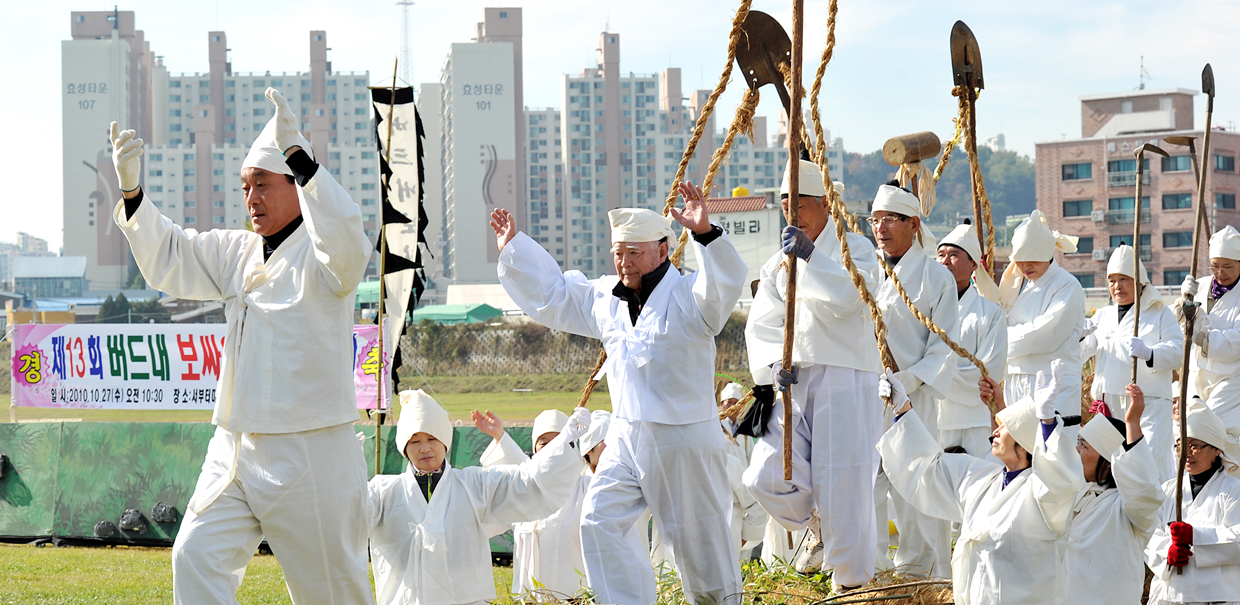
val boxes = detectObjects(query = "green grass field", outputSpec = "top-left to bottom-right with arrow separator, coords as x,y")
0,544 -> 518,604
1,385 -> 610,424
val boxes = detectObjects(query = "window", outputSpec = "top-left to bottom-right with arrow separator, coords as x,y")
301,94 -> 311,102
254,108 -> 265,116
150,153 -> 162,162
499,11 -> 507,17
170,81 -> 181,88
170,109 -> 182,117
148,169 -> 162,177
1217,155 -> 1236,172
1218,192 -> 1236,209
1109,196 -> 1149,210
326,79 -> 336,87
355,122 -> 367,129
169,94 -> 182,102
184,216 -> 196,224
184,201 -> 196,208
355,78 -> 367,86
1162,193 -> 1192,209
199,94 -> 209,103
1073,273 -> 1096,288
1110,233 -> 1150,248
1165,269 -> 1191,286
361,183 -> 376,190
329,152 -> 341,160
184,169 -> 195,177
1074,237 -> 1094,254
212,216 -> 225,224
361,151 -> 375,160
213,169 -> 224,176
1164,231 -> 1193,248
213,153 -> 224,161
184,185 -> 195,192
1162,156 -> 1193,172
1108,159 -> 1148,173
254,79 -> 265,87
1063,199 -> 1092,217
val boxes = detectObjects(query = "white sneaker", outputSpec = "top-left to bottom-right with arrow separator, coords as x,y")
794,514 -> 824,574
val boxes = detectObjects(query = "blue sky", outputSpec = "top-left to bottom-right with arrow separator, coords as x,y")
4,0 -> 1237,250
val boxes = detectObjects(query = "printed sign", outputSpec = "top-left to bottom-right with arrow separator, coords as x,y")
11,324 -> 390,410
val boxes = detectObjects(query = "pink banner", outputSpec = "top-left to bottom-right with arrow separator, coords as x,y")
11,324 -> 389,410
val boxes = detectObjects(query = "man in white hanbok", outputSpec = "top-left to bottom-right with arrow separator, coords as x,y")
1182,225 -> 1240,431
935,223 -> 1006,459
1061,383 -> 1164,605
366,391 -> 590,605
878,361 -> 1085,605
1146,397 -> 1240,605
479,409 -> 655,602
491,182 -> 746,605
742,160 -> 883,590
1081,245 -> 1183,482
999,210 -> 1085,429
868,182 -> 960,579
109,88 -> 375,604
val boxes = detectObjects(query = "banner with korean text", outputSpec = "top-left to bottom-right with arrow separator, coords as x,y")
10,324 -> 387,410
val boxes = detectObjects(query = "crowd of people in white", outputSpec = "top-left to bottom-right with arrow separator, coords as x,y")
109,89 -> 1240,605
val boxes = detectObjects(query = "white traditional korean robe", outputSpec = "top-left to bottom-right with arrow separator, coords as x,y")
115,156 -> 374,605
1189,276 -> 1240,430
1081,292 -> 1184,483
1146,468 -> 1240,605
479,433 -> 654,602
873,246 -> 961,578
743,221 -> 883,588
937,284 -> 1007,461
498,229 -> 746,605
1060,438 -> 1164,605
878,409 -> 1085,605
366,433 -> 585,605
1005,262 -> 1086,420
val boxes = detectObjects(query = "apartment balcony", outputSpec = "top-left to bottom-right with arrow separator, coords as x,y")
1107,172 -> 1151,188
1106,209 -> 1151,224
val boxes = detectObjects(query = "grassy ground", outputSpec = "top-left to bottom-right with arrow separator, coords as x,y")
0,544 -> 518,604
1,384 -> 610,424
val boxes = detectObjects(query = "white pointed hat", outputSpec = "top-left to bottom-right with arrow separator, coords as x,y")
719,382 -> 744,402
780,159 -> 828,197
1210,225 -> 1240,261
395,389 -> 454,458
1080,414 -> 1127,461
608,208 -> 676,243
939,221 -> 1000,301
580,409 -> 612,453
533,409 -> 570,442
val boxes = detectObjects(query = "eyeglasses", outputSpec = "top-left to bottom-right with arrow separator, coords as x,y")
1176,440 -> 1214,455
1210,263 -> 1239,274
866,215 -> 907,227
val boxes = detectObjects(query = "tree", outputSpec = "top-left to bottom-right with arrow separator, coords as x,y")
130,298 -> 171,323
96,293 -> 132,323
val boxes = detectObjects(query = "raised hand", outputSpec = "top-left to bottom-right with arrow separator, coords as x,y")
470,409 -> 505,441
109,122 -> 144,193
1124,383 -> 1145,443
671,181 -> 711,235
490,208 -> 518,252
563,406 -> 592,442
265,87 -> 312,158
781,226 -> 815,261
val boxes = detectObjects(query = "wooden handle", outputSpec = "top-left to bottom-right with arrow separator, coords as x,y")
883,131 -> 942,166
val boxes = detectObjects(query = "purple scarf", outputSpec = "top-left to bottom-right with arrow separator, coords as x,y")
1210,277 -> 1238,300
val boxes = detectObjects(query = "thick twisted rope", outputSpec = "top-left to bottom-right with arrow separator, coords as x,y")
809,0 -> 838,162
948,85 -> 996,277
873,255 -> 997,414
933,88 -> 968,184
578,0 -> 754,408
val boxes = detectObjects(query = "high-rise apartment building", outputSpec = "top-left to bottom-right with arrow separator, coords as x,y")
1037,88 -> 1240,288
63,10 -> 378,291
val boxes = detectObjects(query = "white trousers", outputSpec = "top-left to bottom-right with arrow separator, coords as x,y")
1095,393 -> 1175,484
876,394 -> 952,580
582,418 -> 739,605
173,424 -> 373,605
743,365 -> 881,588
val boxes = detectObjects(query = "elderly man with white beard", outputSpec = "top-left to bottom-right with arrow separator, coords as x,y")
742,160 -> 883,591
491,180 -> 747,605
109,88 -> 374,604
867,181 -> 960,579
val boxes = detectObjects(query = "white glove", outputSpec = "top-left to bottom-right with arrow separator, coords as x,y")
1032,359 -> 1064,421
1193,328 -> 1211,351
879,368 -> 909,408
562,406 -> 591,443
1182,275 -> 1199,298
356,431 -> 367,446
1081,316 -> 1099,339
892,370 -> 923,395
1126,336 -> 1153,361
109,121 -> 144,192
265,87 -> 312,158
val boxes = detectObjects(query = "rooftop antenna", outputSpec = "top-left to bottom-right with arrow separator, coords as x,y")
1139,56 -> 1151,90
397,0 -> 414,86
108,5 -> 119,30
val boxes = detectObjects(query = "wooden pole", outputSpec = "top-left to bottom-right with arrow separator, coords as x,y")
1131,154 -> 1146,385
782,0 -> 804,481
375,58 -> 398,476
966,87 -> 986,272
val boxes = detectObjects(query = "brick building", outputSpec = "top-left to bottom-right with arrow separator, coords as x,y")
1037,87 -> 1240,288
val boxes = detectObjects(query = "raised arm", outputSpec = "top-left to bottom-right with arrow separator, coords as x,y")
677,181 -> 746,336
494,209 -> 602,338
265,88 -> 371,296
